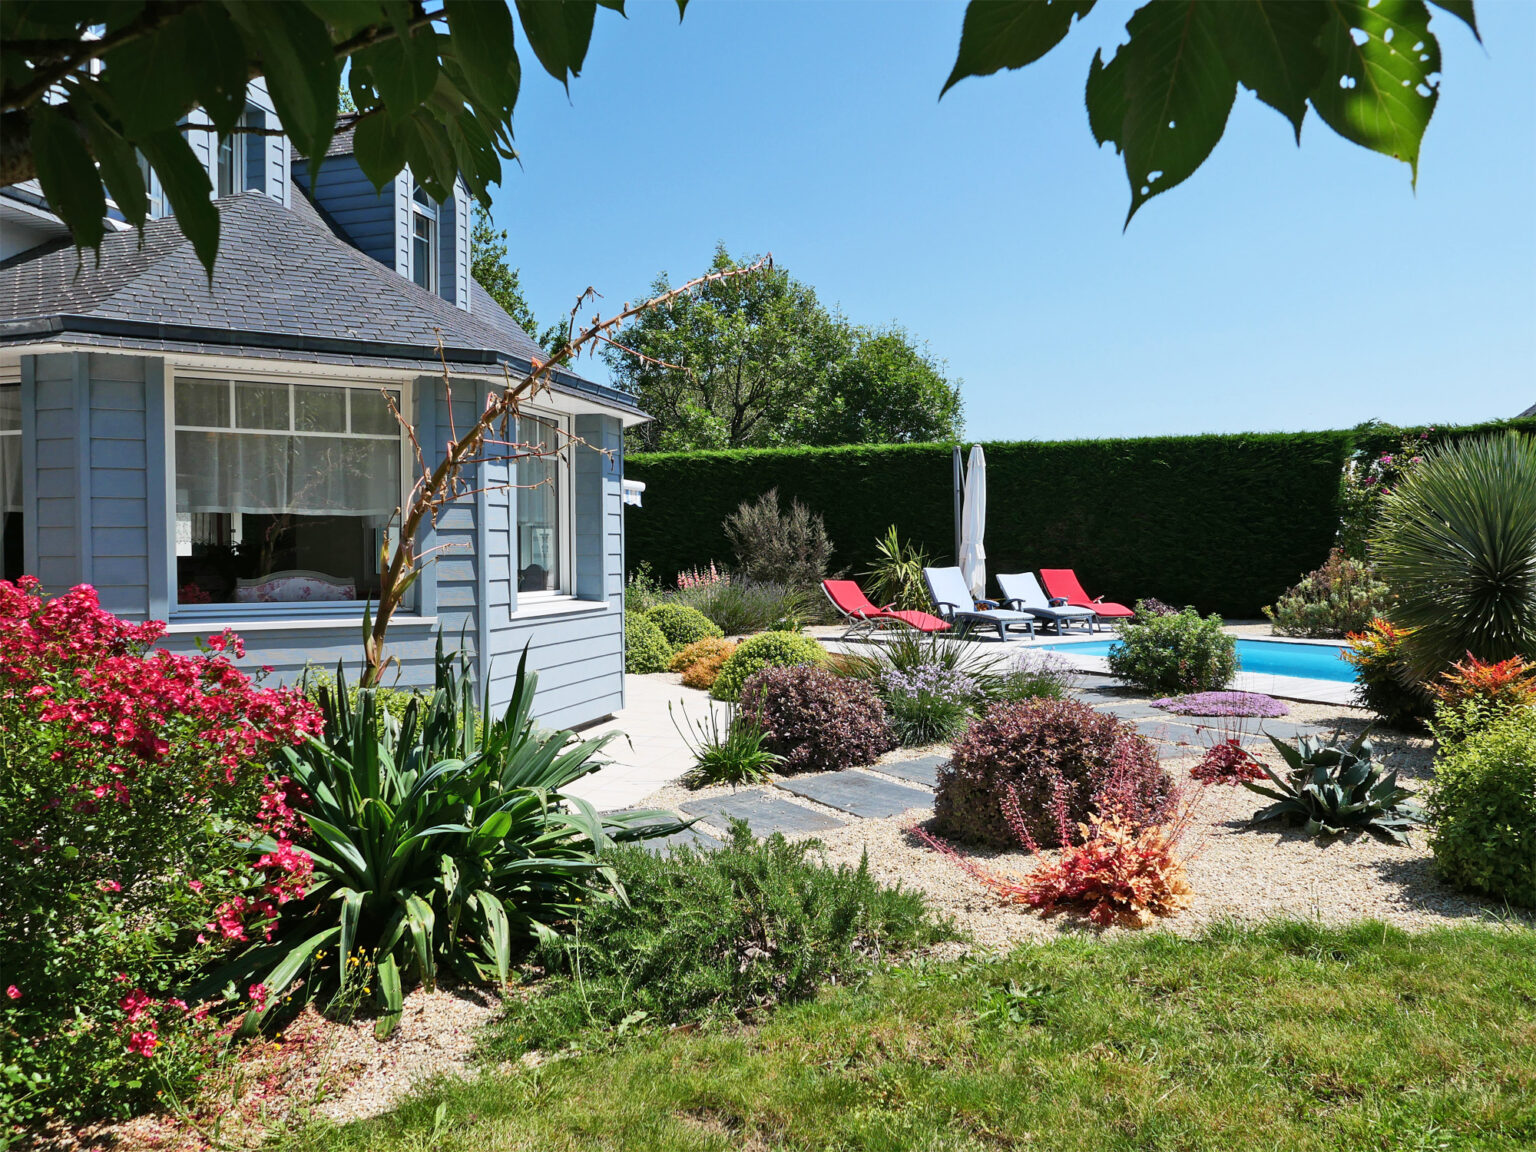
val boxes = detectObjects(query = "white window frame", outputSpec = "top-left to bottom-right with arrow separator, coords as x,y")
0,380 -> 21,583
164,368 -> 416,621
411,185 -> 438,294
512,408 -> 573,605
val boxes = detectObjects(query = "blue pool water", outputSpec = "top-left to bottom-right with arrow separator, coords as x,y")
1034,638 -> 1353,683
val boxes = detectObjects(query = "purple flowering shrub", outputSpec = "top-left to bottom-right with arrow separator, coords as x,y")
1133,598 -> 1180,621
881,663 -> 977,745
739,664 -> 895,772
1151,691 -> 1289,718
933,698 -> 1176,850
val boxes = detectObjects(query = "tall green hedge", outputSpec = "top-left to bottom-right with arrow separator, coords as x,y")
625,418 -> 1536,618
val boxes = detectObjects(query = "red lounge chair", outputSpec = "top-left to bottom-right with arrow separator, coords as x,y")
821,580 -> 949,640
1039,569 -> 1136,621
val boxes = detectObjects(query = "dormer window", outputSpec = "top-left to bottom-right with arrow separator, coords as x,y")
217,107 -> 265,198
411,184 -> 437,293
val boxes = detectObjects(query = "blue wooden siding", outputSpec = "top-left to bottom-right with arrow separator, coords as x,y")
13,357 -> 627,729
294,154 -> 396,268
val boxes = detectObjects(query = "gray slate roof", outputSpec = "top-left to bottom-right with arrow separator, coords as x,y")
1520,401 -> 1536,419
0,188 -> 642,417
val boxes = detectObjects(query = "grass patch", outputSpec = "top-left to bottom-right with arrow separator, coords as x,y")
278,918 -> 1535,1151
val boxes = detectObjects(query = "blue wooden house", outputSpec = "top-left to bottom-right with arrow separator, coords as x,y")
0,83 -> 644,728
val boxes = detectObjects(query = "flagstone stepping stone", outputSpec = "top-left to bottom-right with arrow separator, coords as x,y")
874,754 -> 947,788
774,771 -> 934,819
640,825 -> 724,855
678,791 -> 846,838
1252,720 -> 1325,743
1134,718 -> 1203,745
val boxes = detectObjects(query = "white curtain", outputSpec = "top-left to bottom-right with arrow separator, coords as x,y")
1,386 -> 19,515
176,431 -> 399,521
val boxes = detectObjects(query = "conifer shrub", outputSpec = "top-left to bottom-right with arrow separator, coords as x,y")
625,611 -> 672,674
647,603 -> 724,649
933,698 -> 1175,850
1264,548 -> 1394,638
738,665 -> 895,772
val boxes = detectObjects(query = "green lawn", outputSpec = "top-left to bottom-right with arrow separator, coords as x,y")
284,920 -> 1536,1152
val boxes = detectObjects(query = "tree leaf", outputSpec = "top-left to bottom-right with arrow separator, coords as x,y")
444,0 -> 520,112
30,104 -> 106,251
515,0 -> 598,87
1309,0 -> 1440,183
71,95 -> 148,228
100,14 -> 198,139
1116,0 -> 1237,223
225,0 -> 339,162
1084,45 -> 1127,148
1214,0 -> 1329,141
179,3 -> 251,134
942,0 -> 1097,96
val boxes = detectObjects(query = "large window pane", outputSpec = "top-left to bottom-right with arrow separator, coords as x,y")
516,416 -> 560,593
1,384 -> 20,583
351,389 -> 401,435
175,379 -> 402,606
175,378 -> 228,427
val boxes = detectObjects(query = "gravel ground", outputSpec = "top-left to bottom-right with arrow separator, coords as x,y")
643,687 -> 1532,951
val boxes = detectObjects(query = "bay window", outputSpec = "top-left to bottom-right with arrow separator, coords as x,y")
515,414 -> 563,594
173,377 -> 405,607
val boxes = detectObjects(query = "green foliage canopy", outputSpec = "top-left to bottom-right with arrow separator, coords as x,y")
607,244 -> 963,452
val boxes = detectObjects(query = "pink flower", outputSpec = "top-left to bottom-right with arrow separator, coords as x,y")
127,1029 -> 159,1057
98,879 -> 123,893
5,986 -> 19,1000
188,879 -> 205,893
120,988 -> 155,1022
248,983 -> 268,1011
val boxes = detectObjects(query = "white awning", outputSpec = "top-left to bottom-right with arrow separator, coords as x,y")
622,478 -> 646,507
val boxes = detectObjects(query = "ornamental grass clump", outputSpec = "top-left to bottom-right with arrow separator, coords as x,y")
0,579 -> 322,1126
881,663 -> 977,745
673,701 -> 783,788
739,665 -> 895,772
933,698 -> 1175,851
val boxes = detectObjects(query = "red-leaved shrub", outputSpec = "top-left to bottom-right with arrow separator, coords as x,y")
1190,738 -> 1267,786
738,663 -> 895,772
932,698 -> 1174,850
0,579 -> 321,1125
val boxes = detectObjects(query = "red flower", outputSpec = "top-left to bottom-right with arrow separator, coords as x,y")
248,983 -> 268,1011
127,1029 -> 159,1057
120,988 -> 155,1023
5,986 -> 19,1000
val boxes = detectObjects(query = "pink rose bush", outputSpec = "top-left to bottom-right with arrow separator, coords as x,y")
0,578 -> 321,1127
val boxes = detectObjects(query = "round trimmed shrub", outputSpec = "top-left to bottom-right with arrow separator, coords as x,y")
1427,705 -> 1536,907
671,637 -> 737,690
933,698 -> 1175,850
625,611 -> 672,674
647,603 -> 724,648
739,664 -> 895,772
710,631 -> 827,702
1107,605 -> 1237,696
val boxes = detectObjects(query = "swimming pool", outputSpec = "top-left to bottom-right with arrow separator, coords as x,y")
1033,637 -> 1353,683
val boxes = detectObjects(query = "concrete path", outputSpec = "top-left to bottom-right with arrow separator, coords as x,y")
563,674 -> 726,811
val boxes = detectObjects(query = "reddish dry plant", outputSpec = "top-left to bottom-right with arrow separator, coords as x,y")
1190,737 -> 1267,785
1432,653 -> 1536,710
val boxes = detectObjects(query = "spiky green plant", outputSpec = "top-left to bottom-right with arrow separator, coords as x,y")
861,525 -> 935,613
1371,432 -> 1536,681
672,700 -> 783,788
205,646 -> 680,1038
1243,728 -> 1424,845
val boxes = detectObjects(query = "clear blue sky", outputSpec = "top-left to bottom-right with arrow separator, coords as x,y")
488,0 -> 1535,441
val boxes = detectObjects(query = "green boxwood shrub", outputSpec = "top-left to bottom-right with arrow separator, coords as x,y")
1426,705 -> 1536,907
710,631 -> 827,702
1107,605 -> 1237,696
646,603 -> 724,648
625,611 -> 672,674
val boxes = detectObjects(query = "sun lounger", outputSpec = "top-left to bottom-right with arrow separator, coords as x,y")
821,580 -> 949,640
1039,568 -> 1135,621
996,572 -> 1099,634
922,566 -> 1037,642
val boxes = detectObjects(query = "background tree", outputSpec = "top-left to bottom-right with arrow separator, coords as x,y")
608,244 -> 963,453
2,2 -> 1479,272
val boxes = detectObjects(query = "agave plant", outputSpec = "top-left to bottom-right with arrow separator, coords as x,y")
208,644 -> 680,1037
1243,727 -> 1424,845
1371,431 -> 1536,681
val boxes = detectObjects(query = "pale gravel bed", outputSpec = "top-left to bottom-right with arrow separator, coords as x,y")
643,691 -> 1532,951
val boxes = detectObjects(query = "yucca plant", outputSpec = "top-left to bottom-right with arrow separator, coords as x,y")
1371,431 -> 1536,681
861,525 -> 933,612
1243,728 -> 1424,845
207,645 -> 680,1037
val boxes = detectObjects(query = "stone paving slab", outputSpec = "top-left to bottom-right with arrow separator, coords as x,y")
678,791 -> 846,838
775,771 -> 934,819
640,825 -> 725,855
874,754 -> 947,788
1133,718 -> 1203,745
